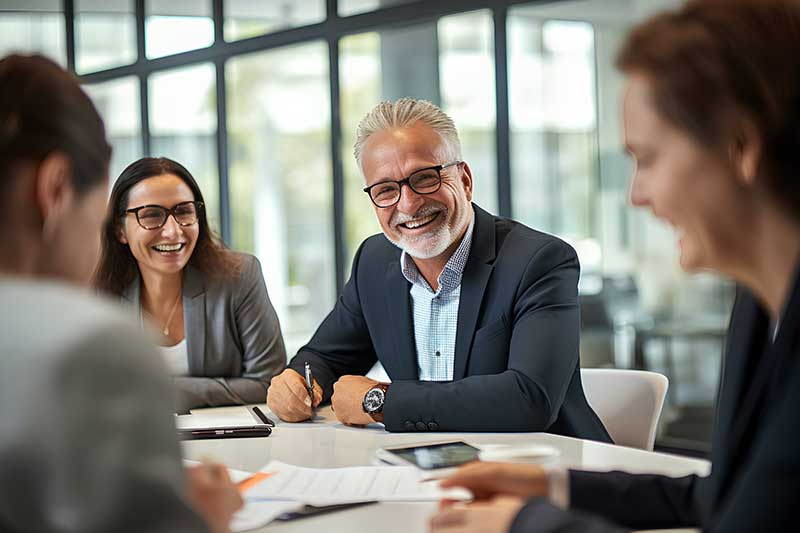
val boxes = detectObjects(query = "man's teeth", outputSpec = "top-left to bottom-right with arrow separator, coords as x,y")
153,243 -> 183,252
403,213 -> 438,229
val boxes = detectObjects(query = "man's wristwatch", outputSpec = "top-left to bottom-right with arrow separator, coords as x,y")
362,383 -> 390,423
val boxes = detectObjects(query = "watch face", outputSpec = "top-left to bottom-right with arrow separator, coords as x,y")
363,387 -> 385,413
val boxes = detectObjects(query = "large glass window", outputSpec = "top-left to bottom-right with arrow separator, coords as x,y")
84,77 -> 143,182
224,0 -> 325,42
339,10 -> 496,273
75,0 -> 136,74
226,41 -> 335,357
148,63 -> 220,229
0,1 -> 66,66
508,15 -> 597,250
509,0 -> 733,453
145,0 -> 214,59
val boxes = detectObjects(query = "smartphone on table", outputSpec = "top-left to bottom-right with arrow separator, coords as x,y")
375,441 -> 481,478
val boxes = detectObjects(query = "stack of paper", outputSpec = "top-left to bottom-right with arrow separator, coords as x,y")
245,460 -> 471,505
187,460 -> 470,532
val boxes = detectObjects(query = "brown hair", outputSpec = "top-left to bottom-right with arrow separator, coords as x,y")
94,157 -> 241,295
0,54 -> 111,203
617,0 -> 800,216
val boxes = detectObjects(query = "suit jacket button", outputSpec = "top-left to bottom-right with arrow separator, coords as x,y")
428,422 -> 439,431
415,421 -> 428,431
404,421 -> 416,431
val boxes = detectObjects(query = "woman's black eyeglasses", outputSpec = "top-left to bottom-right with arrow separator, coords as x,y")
125,200 -> 203,230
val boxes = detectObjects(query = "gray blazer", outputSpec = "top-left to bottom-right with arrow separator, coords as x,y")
0,279 -> 208,533
122,253 -> 287,413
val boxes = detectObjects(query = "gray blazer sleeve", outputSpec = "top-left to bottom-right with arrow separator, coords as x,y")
0,325 -> 208,533
174,255 -> 287,411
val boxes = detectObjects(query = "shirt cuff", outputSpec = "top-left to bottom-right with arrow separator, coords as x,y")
543,465 -> 570,510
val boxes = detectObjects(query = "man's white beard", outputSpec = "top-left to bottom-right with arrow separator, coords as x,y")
385,201 -> 470,260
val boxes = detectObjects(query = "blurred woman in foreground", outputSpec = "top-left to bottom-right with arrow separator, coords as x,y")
0,54 -> 240,533
432,0 -> 800,531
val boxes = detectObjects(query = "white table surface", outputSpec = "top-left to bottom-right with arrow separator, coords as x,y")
182,405 -> 709,533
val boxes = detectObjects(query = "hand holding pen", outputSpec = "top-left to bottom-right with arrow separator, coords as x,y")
266,364 -> 323,422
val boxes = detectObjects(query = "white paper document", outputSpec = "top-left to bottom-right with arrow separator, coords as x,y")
183,460 -> 301,532
246,460 -> 471,505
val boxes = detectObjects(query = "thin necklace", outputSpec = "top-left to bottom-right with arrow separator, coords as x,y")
162,292 -> 182,336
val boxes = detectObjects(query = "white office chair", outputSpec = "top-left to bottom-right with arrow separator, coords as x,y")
581,368 -> 668,451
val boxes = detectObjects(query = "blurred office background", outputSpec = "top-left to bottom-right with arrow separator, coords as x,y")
1,0 -> 732,456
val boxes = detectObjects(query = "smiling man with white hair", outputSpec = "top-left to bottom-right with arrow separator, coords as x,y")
267,98 -> 611,439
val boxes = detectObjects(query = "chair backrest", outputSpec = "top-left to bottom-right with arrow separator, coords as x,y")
581,368 -> 668,451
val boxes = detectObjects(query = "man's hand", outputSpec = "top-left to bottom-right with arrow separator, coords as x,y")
185,463 -> 244,533
429,496 -> 526,533
331,375 -> 380,426
438,462 -> 548,501
267,368 -> 323,422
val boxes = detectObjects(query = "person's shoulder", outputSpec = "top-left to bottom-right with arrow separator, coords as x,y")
1,279 -> 135,329
0,279 -> 158,370
231,251 -> 261,278
486,211 -> 578,263
358,233 -> 399,262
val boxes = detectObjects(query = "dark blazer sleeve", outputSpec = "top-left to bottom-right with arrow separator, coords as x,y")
0,325 -> 208,533
383,239 -> 582,432
173,255 -> 287,410
567,470 -> 705,530
510,499 -> 629,533
287,242 -> 378,400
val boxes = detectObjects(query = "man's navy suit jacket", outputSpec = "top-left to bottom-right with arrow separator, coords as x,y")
289,204 -> 611,440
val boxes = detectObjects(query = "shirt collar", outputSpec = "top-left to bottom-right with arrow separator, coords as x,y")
400,208 -> 475,295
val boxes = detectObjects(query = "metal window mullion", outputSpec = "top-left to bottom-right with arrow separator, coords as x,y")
139,73 -> 151,156
328,34 -> 346,295
213,0 -> 224,45
493,6 -> 512,218
215,59 -> 231,244
64,0 -> 76,72
135,0 -> 150,156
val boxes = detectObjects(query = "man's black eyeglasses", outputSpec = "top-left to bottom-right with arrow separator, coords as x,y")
125,200 -> 203,230
363,161 -> 462,208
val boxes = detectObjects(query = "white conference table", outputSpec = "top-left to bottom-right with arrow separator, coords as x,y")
182,405 -> 709,533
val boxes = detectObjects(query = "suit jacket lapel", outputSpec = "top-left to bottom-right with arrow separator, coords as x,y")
712,264 -> 800,508
453,205 -> 496,381
710,289 -> 768,507
768,262 -> 800,391
384,259 -> 419,380
183,266 -> 206,376
121,275 -> 145,328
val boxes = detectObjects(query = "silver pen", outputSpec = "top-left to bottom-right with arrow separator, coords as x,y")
304,361 -> 314,407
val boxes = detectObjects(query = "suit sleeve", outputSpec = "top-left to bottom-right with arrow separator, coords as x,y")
287,241 -> 378,401
383,239 -> 581,432
0,325 -> 209,533
173,256 -> 288,411
510,499 -> 629,533
567,470 -> 705,530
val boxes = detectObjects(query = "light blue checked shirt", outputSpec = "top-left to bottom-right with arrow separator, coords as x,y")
400,213 -> 475,381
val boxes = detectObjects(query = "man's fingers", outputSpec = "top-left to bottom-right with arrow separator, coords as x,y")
312,381 -> 323,407
269,376 -> 312,421
284,372 -> 314,408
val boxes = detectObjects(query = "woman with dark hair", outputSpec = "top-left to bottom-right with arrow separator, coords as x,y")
0,54 -> 240,533
431,0 -> 800,532
95,156 -> 286,412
